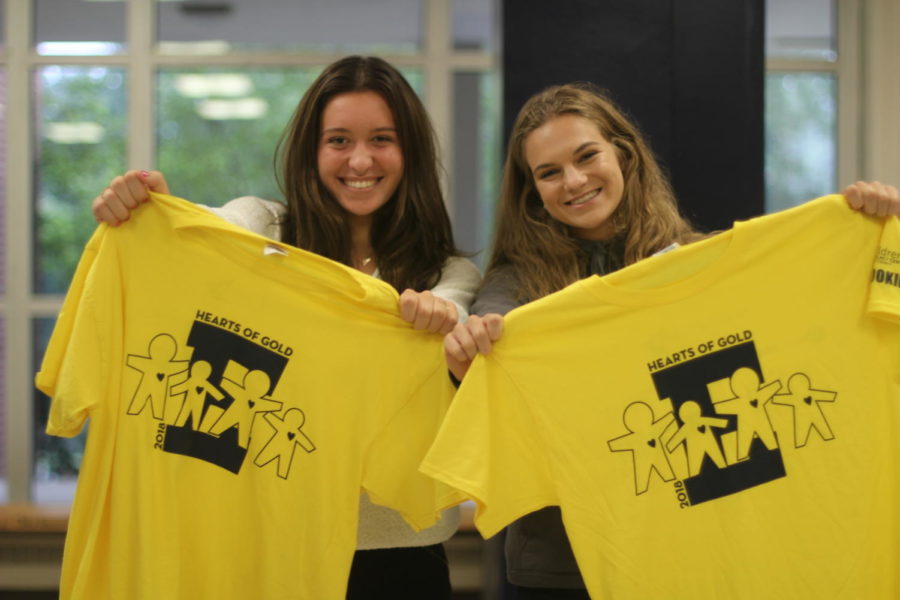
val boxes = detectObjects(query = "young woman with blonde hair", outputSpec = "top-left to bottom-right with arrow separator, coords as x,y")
445,82 -> 899,599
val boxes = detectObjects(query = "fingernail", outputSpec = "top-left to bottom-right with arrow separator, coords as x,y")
140,170 -> 150,178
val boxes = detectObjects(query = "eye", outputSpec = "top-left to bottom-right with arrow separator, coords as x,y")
578,150 -> 599,163
325,135 -> 349,146
536,168 -> 559,180
372,134 -> 397,145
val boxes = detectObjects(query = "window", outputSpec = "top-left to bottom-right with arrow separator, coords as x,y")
5,0 -> 896,508
764,0 -> 845,212
1,0 -> 499,505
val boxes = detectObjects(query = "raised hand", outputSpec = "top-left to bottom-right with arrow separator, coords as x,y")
92,170 -> 170,226
843,180 -> 900,218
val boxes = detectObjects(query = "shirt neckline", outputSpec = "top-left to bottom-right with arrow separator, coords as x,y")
578,219 -> 744,307
150,191 -> 397,307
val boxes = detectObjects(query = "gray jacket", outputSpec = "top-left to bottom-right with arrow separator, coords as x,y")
470,238 -> 615,589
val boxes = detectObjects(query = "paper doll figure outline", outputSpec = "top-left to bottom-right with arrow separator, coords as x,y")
713,367 -> 782,461
608,401 -> 677,495
125,333 -> 189,420
254,408 -> 316,479
169,360 -> 224,428
204,368 -> 283,448
769,372 -> 837,447
666,401 -> 729,477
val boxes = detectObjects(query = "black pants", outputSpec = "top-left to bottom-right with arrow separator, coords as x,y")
512,586 -> 591,600
346,543 -> 451,600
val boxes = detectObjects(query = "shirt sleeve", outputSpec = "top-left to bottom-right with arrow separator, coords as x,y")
36,226 -> 120,437
361,361 -> 467,530
420,354 -> 557,539
203,196 -> 285,240
429,257 -> 482,320
868,215 -> 900,324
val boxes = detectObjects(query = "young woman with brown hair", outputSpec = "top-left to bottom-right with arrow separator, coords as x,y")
94,55 -> 480,600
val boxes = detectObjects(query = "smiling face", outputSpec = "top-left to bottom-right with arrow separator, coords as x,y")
524,114 -> 625,241
316,90 -> 404,228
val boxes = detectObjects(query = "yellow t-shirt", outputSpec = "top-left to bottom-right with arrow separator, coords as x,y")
36,193 -> 460,600
422,195 -> 900,599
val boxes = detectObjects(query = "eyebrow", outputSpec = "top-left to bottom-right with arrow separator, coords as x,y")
321,126 -> 398,136
532,141 -> 599,173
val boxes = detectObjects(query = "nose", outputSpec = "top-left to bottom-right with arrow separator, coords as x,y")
562,166 -> 587,192
348,144 -> 373,173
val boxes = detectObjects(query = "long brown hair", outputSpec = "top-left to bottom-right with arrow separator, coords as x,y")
489,83 -> 701,302
275,55 -> 457,292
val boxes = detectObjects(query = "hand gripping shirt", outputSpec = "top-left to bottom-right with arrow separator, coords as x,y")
421,195 -> 900,600
36,193 -> 462,600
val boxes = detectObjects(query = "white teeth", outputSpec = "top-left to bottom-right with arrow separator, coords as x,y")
345,179 -> 377,189
568,189 -> 600,206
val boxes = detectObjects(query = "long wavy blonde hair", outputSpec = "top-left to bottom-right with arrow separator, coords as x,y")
488,83 -> 702,302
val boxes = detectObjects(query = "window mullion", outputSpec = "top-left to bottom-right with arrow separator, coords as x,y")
836,0 -> 862,186
127,0 -> 155,170
424,0 -> 453,213
4,0 -> 36,503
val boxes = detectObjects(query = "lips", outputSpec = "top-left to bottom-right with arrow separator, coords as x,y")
566,188 -> 601,206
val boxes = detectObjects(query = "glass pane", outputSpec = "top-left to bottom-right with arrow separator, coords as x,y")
157,0 -> 422,55
156,66 -> 423,207
452,71 -> 500,267
402,69 -> 424,96
33,317 -> 83,504
453,0 -> 496,51
35,0 -> 126,56
157,67 -> 320,206
34,66 -> 127,294
765,73 -> 837,213
765,0 -> 836,61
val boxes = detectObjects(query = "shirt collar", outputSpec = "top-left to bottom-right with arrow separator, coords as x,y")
149,191 -> 389,304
